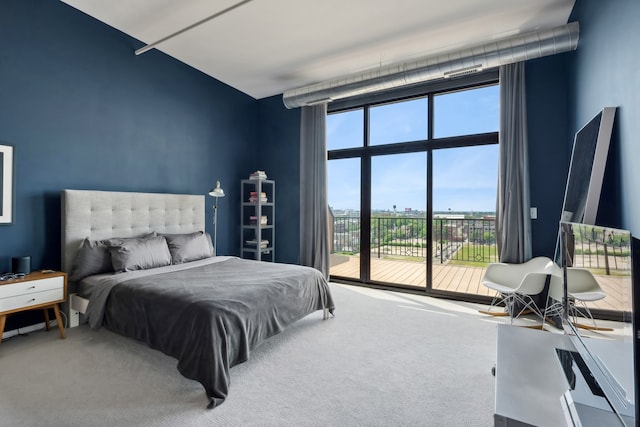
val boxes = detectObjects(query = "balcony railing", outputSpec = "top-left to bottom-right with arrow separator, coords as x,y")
331,215 -> 498,266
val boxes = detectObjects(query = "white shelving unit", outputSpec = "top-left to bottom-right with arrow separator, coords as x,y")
240,179 -> 275,261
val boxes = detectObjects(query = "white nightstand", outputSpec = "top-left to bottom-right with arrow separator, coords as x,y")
0,271 -> 67,346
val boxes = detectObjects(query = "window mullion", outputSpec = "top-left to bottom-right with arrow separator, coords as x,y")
361,105 -> 371,282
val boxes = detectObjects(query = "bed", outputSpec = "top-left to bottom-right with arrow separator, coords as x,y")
61,189 -> 335,409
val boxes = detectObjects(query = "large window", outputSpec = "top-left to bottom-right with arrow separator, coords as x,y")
328,78 -> 500,300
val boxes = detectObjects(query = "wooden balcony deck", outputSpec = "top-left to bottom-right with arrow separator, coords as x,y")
330,255 -> 629,312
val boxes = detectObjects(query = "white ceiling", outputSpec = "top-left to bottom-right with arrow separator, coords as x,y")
61,0 -> 575,100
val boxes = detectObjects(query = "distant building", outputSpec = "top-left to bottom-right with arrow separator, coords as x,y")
433,214 -> 465,220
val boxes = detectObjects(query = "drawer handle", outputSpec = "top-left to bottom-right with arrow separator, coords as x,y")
28,285 -> 36,289
29,298 -> 36,302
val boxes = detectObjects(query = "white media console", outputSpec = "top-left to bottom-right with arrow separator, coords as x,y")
494,324 -> 634,426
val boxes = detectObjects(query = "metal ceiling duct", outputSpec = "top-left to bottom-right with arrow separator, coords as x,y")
282,22 -> 579,109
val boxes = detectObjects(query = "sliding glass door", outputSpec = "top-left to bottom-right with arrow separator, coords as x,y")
370,152 -> 427,287
327,109 -> 363,280
328,158 -> 361,280
432,145 -> 498,296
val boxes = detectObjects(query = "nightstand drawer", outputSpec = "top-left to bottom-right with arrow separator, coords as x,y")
0,288 -> 64,312
0,276 -> 64,299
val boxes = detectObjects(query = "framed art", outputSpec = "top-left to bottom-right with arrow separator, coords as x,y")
0,144 -> 14,224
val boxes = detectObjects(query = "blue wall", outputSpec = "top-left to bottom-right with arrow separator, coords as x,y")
526,54 -> 572,258
569,0 -> 640,235
257,96 -> 301,264
523,0 -> 640,256
0,1 -> 258,329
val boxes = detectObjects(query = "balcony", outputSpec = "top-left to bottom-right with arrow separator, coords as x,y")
329,215 -> 628,312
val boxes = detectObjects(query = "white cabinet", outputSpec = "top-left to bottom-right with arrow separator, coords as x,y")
240,179 -> 275,261
493,324 -> 632,426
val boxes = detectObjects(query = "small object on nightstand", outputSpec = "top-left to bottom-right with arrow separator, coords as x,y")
11,256 -> 31,275
0,273 -> 26,281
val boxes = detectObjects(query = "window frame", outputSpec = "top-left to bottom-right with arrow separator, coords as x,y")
327,70 -> 500,299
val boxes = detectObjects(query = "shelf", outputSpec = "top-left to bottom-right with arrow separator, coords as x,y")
242,247 -> 273,253
241,178 -> 275,262
245,179 -> 275,184
242,202 -> 274,207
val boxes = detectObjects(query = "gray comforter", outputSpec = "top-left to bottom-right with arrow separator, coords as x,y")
82,257 -> 334,408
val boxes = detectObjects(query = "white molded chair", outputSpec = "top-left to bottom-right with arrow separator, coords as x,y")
481,256 -> 557,323
566,267 -> 607,329
542,273 -> 565,329
543,267 -> 608,330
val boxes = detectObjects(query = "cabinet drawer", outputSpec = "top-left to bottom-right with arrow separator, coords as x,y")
0,276 -> 63,298
0,288 -> 64,312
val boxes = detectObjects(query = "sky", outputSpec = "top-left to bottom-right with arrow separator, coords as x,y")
327,85 -> 499,213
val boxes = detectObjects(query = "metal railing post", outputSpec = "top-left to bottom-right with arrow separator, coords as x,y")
377,217 -> 381,259
440,219 -> 443,264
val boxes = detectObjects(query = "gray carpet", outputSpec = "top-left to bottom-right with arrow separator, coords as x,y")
0,284 -> 498,426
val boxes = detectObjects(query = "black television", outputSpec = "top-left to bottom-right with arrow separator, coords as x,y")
560,107 -> 616,225
558,222 -> 637,426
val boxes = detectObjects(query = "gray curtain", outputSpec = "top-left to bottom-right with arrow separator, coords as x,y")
299,103 -> 329,278
496,62 -> 532,263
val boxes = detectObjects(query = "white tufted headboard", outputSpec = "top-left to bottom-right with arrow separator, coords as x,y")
61,189 -> 205,279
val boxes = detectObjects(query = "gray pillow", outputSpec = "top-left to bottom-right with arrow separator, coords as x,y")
70,238 -> 113,282
105,235 -> 172,272
161,231 -> 214,264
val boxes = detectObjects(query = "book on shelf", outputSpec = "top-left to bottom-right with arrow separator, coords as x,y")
245,239 -> 269,248
249,215 -> 268,225
249,170 -> 268,180
248,191 -> 267,203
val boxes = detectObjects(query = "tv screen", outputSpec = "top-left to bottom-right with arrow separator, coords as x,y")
560,107 -> 616,225
559,221 -> 636,425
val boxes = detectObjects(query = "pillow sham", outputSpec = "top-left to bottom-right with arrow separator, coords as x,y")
161,231 -> 214,264
69,238 -> 113,282
105,235 -> 172,272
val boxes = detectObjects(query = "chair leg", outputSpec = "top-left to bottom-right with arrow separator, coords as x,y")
510,294 -> 544,326
478,292 -> 511,317
570,301 -> 614,332
541,301 -> 564,330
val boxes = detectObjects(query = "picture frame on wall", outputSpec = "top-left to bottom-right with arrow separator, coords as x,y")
0,144 -> 14,224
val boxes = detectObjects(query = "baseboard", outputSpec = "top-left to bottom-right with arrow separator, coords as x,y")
1,321 -> 53,340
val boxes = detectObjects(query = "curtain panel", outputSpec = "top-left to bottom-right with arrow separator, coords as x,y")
496,62 -> 532,263
299,103 -> 329,278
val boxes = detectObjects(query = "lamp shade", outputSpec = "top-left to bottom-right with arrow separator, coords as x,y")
209,181 -> 225,198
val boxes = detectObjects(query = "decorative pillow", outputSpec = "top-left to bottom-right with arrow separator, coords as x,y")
105,235 -> 172,272
161,231 -> 214,264
70,238 -> 113,282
